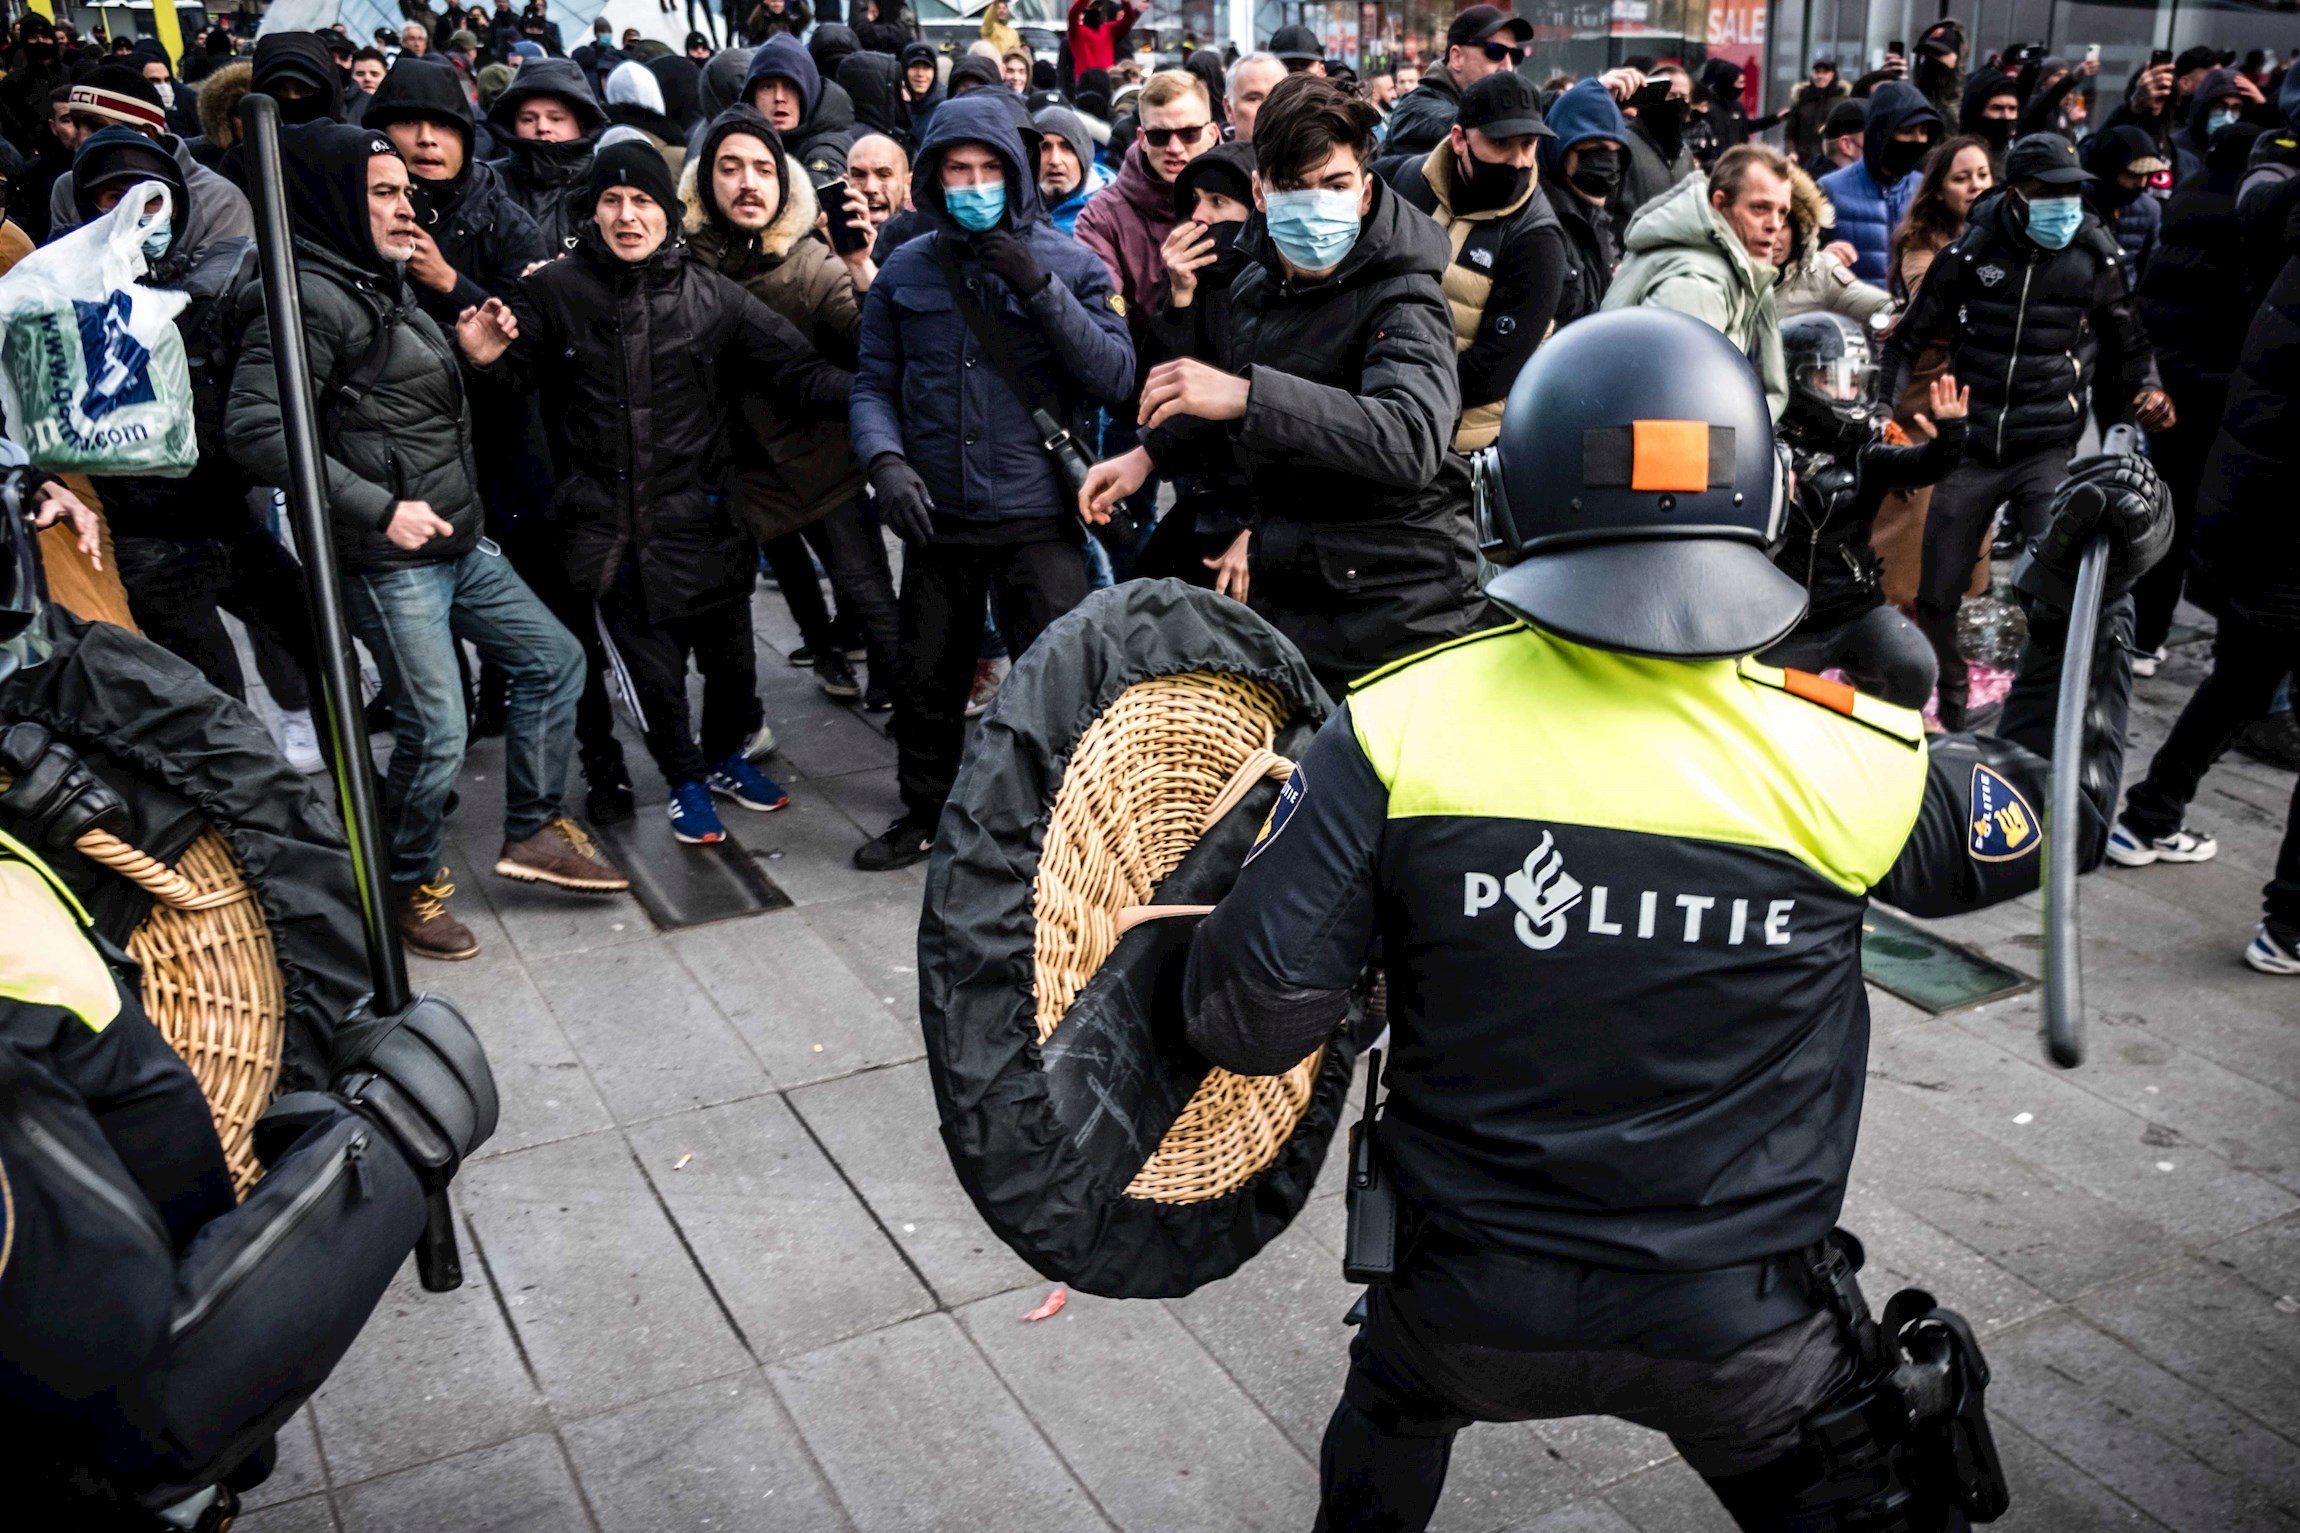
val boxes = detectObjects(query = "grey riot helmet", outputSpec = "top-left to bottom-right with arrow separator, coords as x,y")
1469,306 -> 1802,659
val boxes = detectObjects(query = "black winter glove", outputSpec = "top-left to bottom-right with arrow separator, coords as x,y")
0,722 -> 128,852
974,229 -> 1049,296
2013,451 -> 2172,618
868,452 -> 937,545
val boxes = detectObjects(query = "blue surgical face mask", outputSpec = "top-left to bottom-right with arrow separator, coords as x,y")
1263,186 -> 1362,272
944,179 -> 1006,232
2207,109 -> 2239,136
2024,193 -> 2081,250
140,217 -> 172,260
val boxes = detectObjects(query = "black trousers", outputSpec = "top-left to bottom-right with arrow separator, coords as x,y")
1913,447 -> 2068,721
494,516 -> 627,785
114,529 -> 317,713
761,499 -> 900,681
893,534 -> 1087,826
2132,378 -> 2225,655
2122,613 -> 2300,930
595,562 -> 760,789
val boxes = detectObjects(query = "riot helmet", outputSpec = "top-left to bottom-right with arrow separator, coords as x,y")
1471,307 -> 1803,659
1780,310 -> 1878,453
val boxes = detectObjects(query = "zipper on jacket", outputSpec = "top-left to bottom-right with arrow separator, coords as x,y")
1997,260 -> 2036,459
19,1102 -> 170,1256
169,1128 -> 369,1343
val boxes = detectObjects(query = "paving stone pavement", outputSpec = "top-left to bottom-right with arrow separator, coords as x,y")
237,593 -> 2300,1533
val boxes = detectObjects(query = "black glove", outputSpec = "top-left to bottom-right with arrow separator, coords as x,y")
868,452 -> 936,545
2013,451 -> 2172,616
0,721 -> 128,852
333,994 -> 499,1192
974,229 -> 1048,296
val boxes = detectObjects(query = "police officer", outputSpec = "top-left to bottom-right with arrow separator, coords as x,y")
1180,308 -> 2168,1531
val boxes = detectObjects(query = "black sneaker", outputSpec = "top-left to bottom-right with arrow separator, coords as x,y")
2234,712 -> 2300,772
788,645 -> 816,669
587,779 -> 635,825
816,650 -> 862,700
862,677 -> 893,713
854,817 -> 934,871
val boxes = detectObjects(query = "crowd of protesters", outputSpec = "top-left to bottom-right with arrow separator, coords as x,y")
2,6 -> 2295,973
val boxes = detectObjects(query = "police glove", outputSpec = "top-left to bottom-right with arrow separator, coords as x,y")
332,994 -> 500,1193
2014,452 -> 2172,617
974,229 -> 1049,296
0,721 -> 129,852
868,452 -> 937,545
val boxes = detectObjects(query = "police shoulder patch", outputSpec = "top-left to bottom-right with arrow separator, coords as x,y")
1108,292 -> 1127,316
1244,768 -> 1306,864
1968,763 -> 2040,863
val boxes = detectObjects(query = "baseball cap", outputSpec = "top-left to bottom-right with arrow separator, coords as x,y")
1811,54 -> 1837,70
1447,5 -> 1533,51
2005,132 -> 2092,185
1267,23 -> 1322,62
1821,97 -> 1866,137
1458,70 -> 1553,139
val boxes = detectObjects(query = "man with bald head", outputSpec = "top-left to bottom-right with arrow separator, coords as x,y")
851,131 -> 924,261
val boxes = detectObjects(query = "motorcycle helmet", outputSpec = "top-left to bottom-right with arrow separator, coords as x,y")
1780,310 -> 1878,454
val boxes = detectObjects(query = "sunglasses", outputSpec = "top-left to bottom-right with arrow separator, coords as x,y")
1482,39 -> 1529,63
1141,121 -> 1211,148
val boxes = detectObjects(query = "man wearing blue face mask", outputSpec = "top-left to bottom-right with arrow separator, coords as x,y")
1877,132 -> 2171,729
1081,72 -> 1494,696
848,92 -> 1135,871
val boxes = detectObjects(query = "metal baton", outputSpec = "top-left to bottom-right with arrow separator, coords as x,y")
241,94 -> 465,1289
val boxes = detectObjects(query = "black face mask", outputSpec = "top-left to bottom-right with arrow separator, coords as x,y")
1879,134 -> 1931,179
272,88 -> 334,126
2094,179 -> 2145,210
1568,146 -> 1622,200
1976,116 -> 2013,153
1200,218 -> 1246,257
1453,144 -> 1530,213
1641,97 -> 1686,161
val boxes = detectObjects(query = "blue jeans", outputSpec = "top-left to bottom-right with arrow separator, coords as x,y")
345,544 -> 584,890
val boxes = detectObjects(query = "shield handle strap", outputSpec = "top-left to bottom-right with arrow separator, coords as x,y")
1110,748 -> 1296,939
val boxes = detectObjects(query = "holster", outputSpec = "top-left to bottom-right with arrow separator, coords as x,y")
1342,1047 -> 1397,1286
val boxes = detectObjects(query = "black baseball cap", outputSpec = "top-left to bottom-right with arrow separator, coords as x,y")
2005,132 -> 2093,186
1267,23 -> 1322,62
1821,96 -> 1866,137
1458,69 -> 1553,139
1811,54 -> 1836,69
1447,5 -> 1533,51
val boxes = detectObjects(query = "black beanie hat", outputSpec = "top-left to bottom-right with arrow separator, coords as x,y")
586,138 -> 677,219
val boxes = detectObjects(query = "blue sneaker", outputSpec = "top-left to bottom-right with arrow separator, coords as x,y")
668,779 -> 728,844
708,753 -> 790,812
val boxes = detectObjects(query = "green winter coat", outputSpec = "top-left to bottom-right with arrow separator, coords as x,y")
1602,172 -> 1788,420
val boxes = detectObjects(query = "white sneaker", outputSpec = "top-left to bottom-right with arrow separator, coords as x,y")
2244,923 -> 2300,976
744,721 -> 777,760
2131,645 -> 2168,678
965,656 -> 1011,719
2105,819 -> 2218,867
276,709 -> 325,775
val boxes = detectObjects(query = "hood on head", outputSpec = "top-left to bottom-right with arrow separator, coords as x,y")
1699,57 -> 1743,103
1784,161 -> 1827,263
808,24 -> 859,78
488,56 -> 608,134
2186,65 -> 2242,128
1185,49 -> 1227,115
608,59 -> 667,114
699,47 -> 755,120
914,92 -> 1041,233
127,37 -> 172,77
1958,67 -> 2019,133
364,56 -> 475,148
254,32 -> 346,122
197,60 -> 253,145
1860,80 -> 1940,179
1537,76 -> 1628,179
649,55 -> 703,129
282,119 -> 398,274
1170,139 -> 1253,218
71,126 -> 188,252
690,104 -> 792,228
947,54 -> 1003,97
2206,118 -> 2265,176
746,35 -> 822,120
1619,167 -> 1771,290
840,51 -> 907,136
1033,105 -> 1095,178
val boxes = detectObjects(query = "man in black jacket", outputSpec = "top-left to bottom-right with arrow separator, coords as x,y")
485,56 -> 605,251
1537,77 -> 1627,328
1876,133 -> 2170,727
227,122 -> 625,961
1380,4 -> 1529,157
1082,73 -> 1492,694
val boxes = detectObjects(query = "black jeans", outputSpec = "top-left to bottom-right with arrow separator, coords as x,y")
494,515 -> 627,786
1758,604 -> 1939,710
893,533 -> 1087,826
1913,446 -> 2069,722
2133,378 -> 2225,655
595,562 -> 760,789
2122,613 -> 2300,930
114,529 -> 317,712
762,500 -> 900,682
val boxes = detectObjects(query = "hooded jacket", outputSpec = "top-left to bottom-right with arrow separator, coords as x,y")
487,57 -> 608,250
1141,174 -> 1488,685
851,94 -> 1134,525
807,25 -> 861,82
900,42 -> 946,142
2190,199 -> 2300,633
1141,143 -> 1251,371
487,214 -> 852,622
1538,78 -> 1627,328
839,50 -> 911,149
606,59 -> 688,181
1877,186 -> 2158,463
1602,171 -> 1788,419
1818,81 -> 1937,282
689,47 -> 756,157
2174,67 -> 2245,184
682,106 -> 867,540
1073,138 -> 1187,349
648,54 -> 704,133
852,4 -> 915,58
1957,67 -> 2021,162
745,35 -> 855,178
51,128 -> 252,252
226,122 -> 484,574
1391,142 -> 1565,450
2236,68 -> 2300,300
2138,122 -> 2266,397
251,33 -> 344,124
2082,124 -> 2162,288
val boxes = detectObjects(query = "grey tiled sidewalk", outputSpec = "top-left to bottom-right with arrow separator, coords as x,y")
238,595 -> 2300,1533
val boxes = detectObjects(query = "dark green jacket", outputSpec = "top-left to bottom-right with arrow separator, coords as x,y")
224,240 -> 483,573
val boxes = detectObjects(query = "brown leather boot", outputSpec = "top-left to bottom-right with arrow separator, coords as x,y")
397,871 -> 479,961
495,815 -> 630,893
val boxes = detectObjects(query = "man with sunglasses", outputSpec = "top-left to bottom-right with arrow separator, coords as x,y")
1383,3 -> 1533,157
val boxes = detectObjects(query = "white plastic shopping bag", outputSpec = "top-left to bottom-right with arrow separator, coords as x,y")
0,180 -> 196,476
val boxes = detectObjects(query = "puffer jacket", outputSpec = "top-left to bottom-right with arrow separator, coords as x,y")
225,242 -> 483,573
682,107 -> 867,542
1876,186 -> 2158,464
1602,172 -> 1787,418
2136,123 -> 2265,397
1391,144 -> 1566,449
490,226 -> 853,622
1818,81 -> 1937,283
2190,199 -> 2300,633
850,94 -> 1134,524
